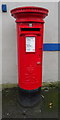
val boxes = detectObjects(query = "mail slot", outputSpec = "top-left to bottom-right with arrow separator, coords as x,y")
10,6 -> 49,92
21,28 -> 40,31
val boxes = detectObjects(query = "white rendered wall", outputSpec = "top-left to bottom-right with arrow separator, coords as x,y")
0,3 -> 2,85
1,2 -> 58,84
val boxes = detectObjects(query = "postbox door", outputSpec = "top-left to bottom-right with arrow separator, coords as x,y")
18,34 -> 42,90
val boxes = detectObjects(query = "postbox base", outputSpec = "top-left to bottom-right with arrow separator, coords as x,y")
18,86 -> 41,93
17,86 -> 42,107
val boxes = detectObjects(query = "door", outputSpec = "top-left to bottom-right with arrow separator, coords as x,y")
18,33 -> 42,90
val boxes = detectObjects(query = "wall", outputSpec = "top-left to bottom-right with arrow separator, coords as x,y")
1,2 -> 58,84
0,3 -> 2,85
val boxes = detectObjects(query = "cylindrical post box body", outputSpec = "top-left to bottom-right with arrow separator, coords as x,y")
10,6 -> 48,91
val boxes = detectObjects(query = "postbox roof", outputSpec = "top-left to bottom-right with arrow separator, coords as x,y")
10,6 -> 49,22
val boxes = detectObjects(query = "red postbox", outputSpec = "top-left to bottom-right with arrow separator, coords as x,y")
10,6 -> 48,92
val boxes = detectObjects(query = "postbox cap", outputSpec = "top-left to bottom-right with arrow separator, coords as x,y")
10,6 -> 49,22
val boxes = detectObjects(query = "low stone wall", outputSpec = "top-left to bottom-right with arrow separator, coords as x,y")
1,81 -> 59,91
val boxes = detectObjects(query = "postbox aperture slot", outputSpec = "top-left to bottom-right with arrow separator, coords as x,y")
21,28 -> 40,31
26,37 -> 35,52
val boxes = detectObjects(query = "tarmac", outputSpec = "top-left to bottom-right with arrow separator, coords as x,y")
2,86 -> 59,119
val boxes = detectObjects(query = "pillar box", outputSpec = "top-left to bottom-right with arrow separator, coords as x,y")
10,6 -> 49,92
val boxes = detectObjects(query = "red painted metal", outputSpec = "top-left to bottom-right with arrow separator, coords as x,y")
10,6 -> 49,90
